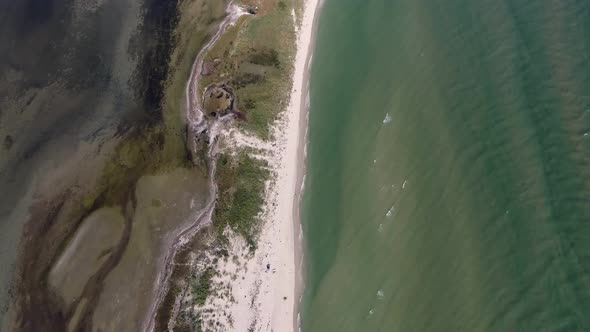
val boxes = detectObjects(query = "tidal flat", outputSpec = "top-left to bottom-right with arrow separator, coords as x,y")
0,0 -> 226,330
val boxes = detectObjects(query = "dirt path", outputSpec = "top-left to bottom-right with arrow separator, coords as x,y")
144,3 -> 249,331
186,3 -> 247,142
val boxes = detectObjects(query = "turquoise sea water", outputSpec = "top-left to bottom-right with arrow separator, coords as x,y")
302,0 -> 590,331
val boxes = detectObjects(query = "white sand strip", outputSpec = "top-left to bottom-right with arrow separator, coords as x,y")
261,0 -> 320,330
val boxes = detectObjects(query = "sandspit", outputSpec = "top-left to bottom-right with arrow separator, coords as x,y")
195,0 -> 320,330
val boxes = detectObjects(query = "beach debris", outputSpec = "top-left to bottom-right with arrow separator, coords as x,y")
266,263 -> 270,272
244,5 -> 258,14
383,113 -> 392,124
385,205 -> 394,217
377,289 -> 384,300
402,180 -> 408,189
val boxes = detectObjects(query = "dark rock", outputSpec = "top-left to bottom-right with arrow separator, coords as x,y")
234,110 -> 247,121
3,135 -> 14,150
245,6 -> 258,14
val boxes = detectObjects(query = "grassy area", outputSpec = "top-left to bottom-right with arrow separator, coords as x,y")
190,0 -> 299,250
200,0 -> 298,139
204,0 -> 297,253
159,0 -> 228,158
214,152 -> 270,248
192,267 -> 215,306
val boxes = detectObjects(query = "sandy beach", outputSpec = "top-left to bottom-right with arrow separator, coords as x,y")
194,0 -> 320,330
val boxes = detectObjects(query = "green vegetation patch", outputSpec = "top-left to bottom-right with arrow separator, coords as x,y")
214,152 -> 270,247
248,47 -> 281,67
235,0 -> 297,137
200,0 -> 297,139
192,267 -> 215,306
198,15 -> 248,91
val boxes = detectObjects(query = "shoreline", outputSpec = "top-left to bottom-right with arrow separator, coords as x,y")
277,0 -> 321,329
243,0 -> 321,328
293,0 -> 323,330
